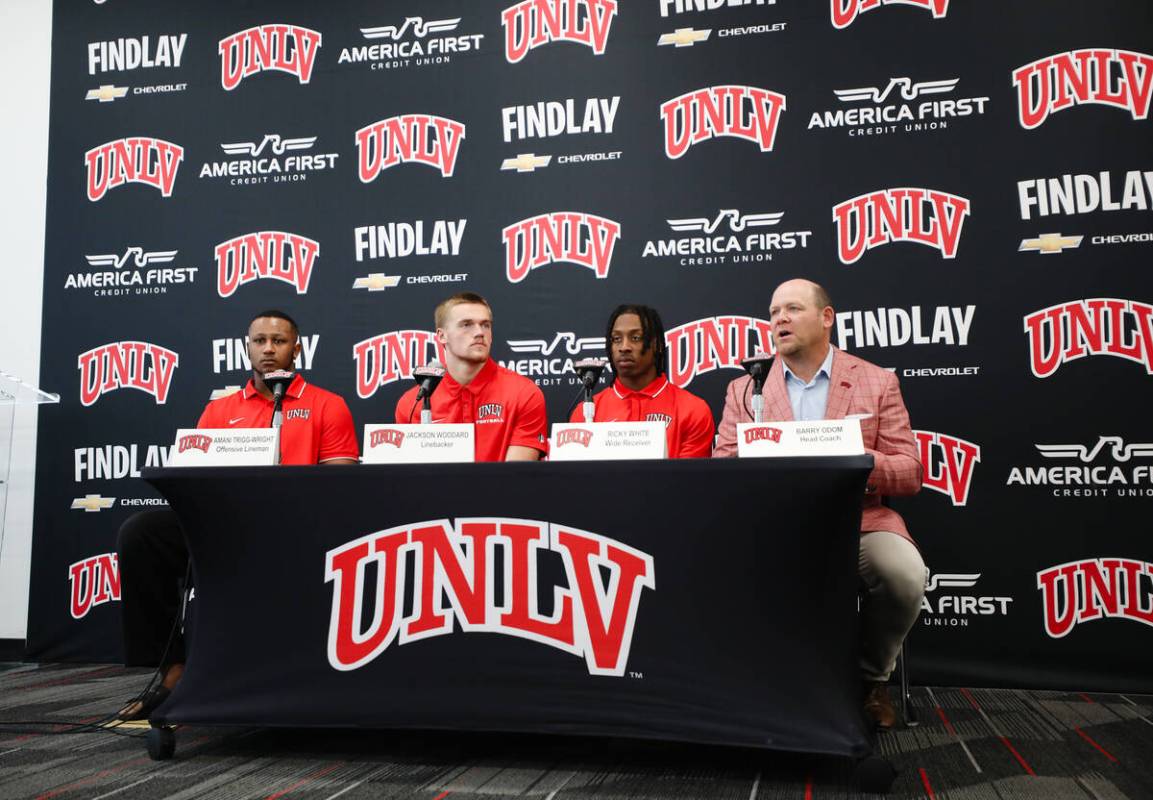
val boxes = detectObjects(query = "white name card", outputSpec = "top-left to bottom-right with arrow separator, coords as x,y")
362,424 -> 475,464
168,428 -> 280,467
736,419 -> 864,458
549,422 -> 667,461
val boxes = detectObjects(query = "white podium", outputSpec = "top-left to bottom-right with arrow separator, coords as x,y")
0,372 -> 60,556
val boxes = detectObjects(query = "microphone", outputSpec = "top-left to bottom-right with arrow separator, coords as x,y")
740,352 -> 774,423
263,369 -> 295,463
413,360 -> 445,424
574,358 -> 607,423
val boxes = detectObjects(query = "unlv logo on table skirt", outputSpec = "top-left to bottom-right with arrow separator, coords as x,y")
356,115 -> 465,181
833,188 -> 969,264
353,331 -> 445,398
1006,436 -> 1153,499
660,85 -> 785,160
78,341 -> 179,406
831,0 -> 949,30
69,553 -> 120,620
665,316 -> 773,388
85,138 -> 183,201
218,25 -> 322,90
502,0 -> 618,64
324,517 -> 654,676
913,429 -> 980,506
214,231 -> 319,297
1013,49 -> 1153,130
1037,558 -> 1153,638
1024,298 -> 1153,378
502,212 -> 621,283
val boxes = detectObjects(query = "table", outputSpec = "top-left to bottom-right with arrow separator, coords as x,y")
142,457 -> 883,772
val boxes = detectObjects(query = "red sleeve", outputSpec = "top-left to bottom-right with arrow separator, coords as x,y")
394,386 -> 420,424
676,392 -> 716,459
318,394 -> 360,462
712,375 -> 751,458
508,381 -> 548,454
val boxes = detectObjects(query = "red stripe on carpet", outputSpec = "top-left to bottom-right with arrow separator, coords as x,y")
35,756 -> 150,800
264,762 -> 344,800
998,736 -> 1036,776
919,768 -> 935,799
959,687 -> 981,710
1074,726 -> 1119,763
804,774 -> 812,799
934,705 -> 958,736
432,792 -> 452,800
1079,693 -> 1095,704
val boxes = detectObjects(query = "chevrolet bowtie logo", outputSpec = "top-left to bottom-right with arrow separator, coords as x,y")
209,386 -> 241,400
1019,233 -> 1083,254
72,494 -> 116,512
501,154 -> 551,173
353,273 -> 402,291
658,28 -> 711,47
86,85 -> 128,103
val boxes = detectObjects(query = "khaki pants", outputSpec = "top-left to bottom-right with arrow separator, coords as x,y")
859,531 -> 926,682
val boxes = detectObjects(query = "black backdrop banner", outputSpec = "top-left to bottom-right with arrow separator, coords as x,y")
31,0 -> 1153,692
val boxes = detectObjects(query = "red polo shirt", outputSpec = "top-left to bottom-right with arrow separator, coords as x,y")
570,375 -> 715,459
394,359 -> 547,462
198,374 -> 359,464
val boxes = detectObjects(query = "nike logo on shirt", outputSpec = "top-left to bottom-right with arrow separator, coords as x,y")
228,417 -> 246,425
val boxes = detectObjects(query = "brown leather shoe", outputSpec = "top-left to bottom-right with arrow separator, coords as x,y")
863,682 -> 897,731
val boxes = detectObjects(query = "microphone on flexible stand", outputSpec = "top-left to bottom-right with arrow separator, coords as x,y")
574,358 -> 607,423
412,360 -> 446,424
740,352 -> 774,423
263,369 -> 295,465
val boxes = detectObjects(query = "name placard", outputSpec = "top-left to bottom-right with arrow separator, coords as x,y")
362,424 -> 475,464
550,422 -> 667,461
736,419 -> 864,458
168,428 -> 280,467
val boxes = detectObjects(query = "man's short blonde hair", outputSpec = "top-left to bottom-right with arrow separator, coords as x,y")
434,292 -> 492,330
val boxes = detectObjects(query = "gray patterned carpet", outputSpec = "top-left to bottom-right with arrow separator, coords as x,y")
1,663 -> 1151,799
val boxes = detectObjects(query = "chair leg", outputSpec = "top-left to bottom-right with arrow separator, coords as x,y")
899,641 -> 918,727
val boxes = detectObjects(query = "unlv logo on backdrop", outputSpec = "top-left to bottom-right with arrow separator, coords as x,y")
214,231 -> 320,298
660,85 -> 786,160
665,316 -> 774,388
502,0 -> 618,63
353,331 -> 446,399
78,342 -> 179,406
1037,558 -> 1153,638
178,434 -> 212,454
1013,49 -> 1153,130
324,517 -> 654,676
1023,298 -> 1153,378
502,213 -> 621,283
556,429 -> 594,448
833,188 -> 969,264
356,115 -> 466,181
218,24 -> 322,90
914,429 -> 980,506
85,138 -> 183,202
69,553 -> 120,620
831,0 -> 949,30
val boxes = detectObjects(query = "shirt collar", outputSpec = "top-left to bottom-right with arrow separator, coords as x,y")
242,373 -> 307,400
783,346 -> 834,387
442,358 -> 497,395
611,374 -> 669,399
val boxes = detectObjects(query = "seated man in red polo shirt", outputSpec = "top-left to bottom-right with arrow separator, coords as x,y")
570,304 -> 714,458
116,309 -> 358,720
394,292 -> 547,461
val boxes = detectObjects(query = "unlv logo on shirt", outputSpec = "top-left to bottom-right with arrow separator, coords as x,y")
353,331 -> 446,398
69,553 -> 120,620
1037,558 -> 1153,638
478,403 -> 505,421
556,428 -> 593,447
218,24 -> 322,90
324,517 -> 654,676
833,188 -> 969,264
660,85 -> 786,160
914,429 -> 980,506
646,413 -> 672,428
356,115 -> 465,181
215,231 -> 320,298
178,434 -> 212,453
744,426 -> 782,445
831,0 -> 949,30
370,429 -> 405,449
285,409 -> 311,421
502,0 -> 618,64
502,212 -> 620,283
78,341 -> 179,406
85,137 -> 183,202
1013,49 -> 1153,130
665,316 -> 774,388
1024,298 -> 1153,379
